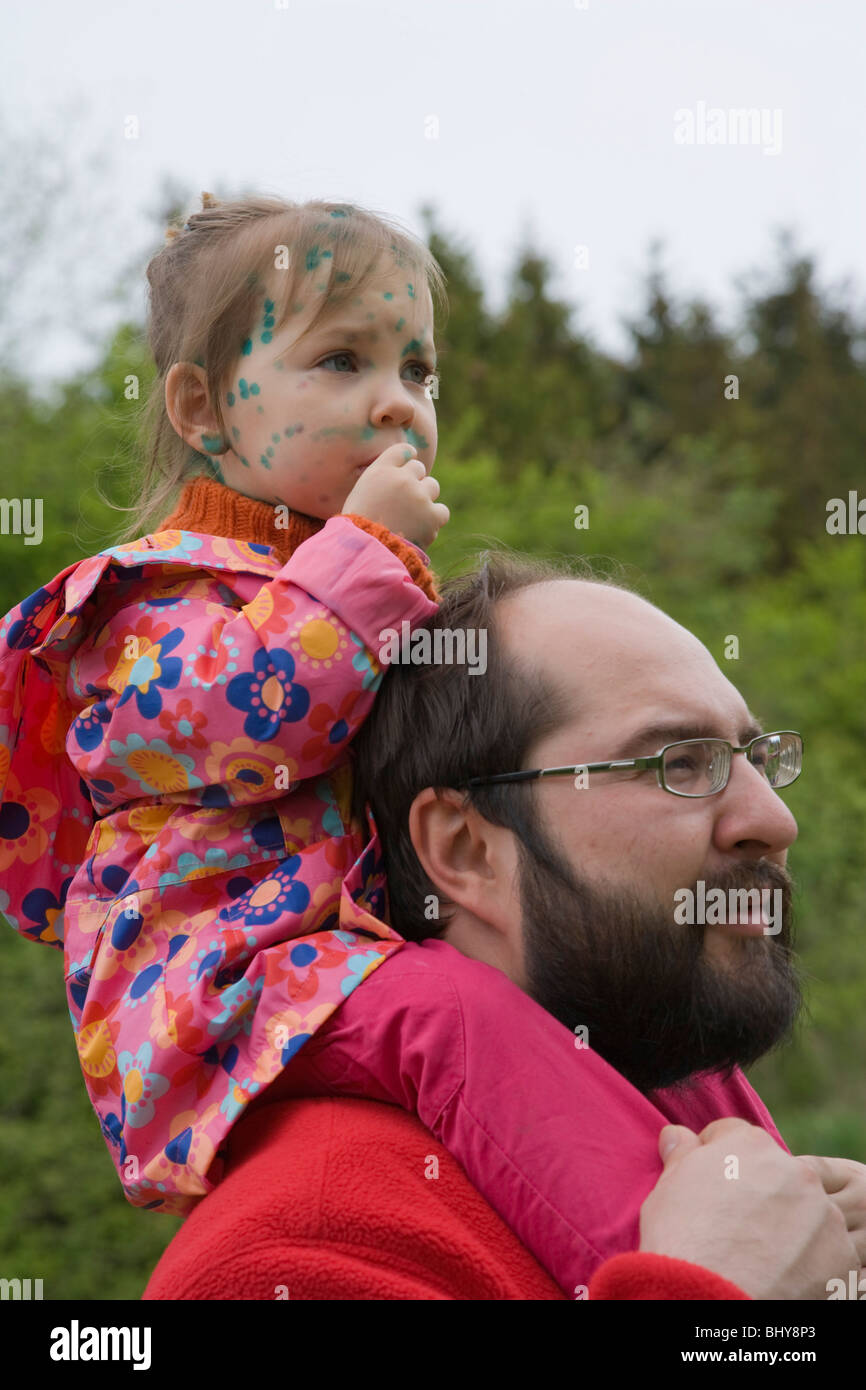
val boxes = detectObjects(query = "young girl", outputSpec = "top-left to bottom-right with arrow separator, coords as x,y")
0,191 -> 786,1298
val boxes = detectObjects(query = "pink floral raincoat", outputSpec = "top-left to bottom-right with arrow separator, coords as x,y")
0,517 -> 436,1214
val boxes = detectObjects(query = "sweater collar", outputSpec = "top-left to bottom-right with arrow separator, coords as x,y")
156,475 -> 325,565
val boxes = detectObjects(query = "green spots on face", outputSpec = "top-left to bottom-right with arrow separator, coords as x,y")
261,298 -> 275,344
240,456 -> 250,467
271,432 -> 281,443
257,406 -> 264,414
401,338 -> 423,358
259,454 -> 272,470
404,427 -> 430,451
238,379 -> 260,399
383,291 -> 393,300
395,317 -> 405,331
231,426 -> 241,441
305,245 -> 333,271
227,391 -> 236,407
292,301 -> 305,314
201,433 -> 225,454
330,208 -> 349,218
407,283 -> 415,298
335,271 -> 351,283
241,338 -> 253,356
359,425 -> 376,441
283,423 -> 305,437
194,357 -> 205,368
203,455 -> 226,484
266,446 -> 275,458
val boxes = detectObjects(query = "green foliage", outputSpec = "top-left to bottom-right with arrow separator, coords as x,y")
2,211 -> 865,1298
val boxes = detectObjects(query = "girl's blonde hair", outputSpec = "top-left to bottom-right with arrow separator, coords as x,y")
107,191 -> 448,543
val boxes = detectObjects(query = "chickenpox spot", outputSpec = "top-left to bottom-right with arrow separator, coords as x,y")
201,434 -> 224,453
259,455 -> 272,470
238,379 -> 261,399
292,301 -> 305,314
407,283 -> 415,298
241,338 -> 253,356
231,426 -> 241,440
283,424 -> 304,437
330,208 -> 349,218
205,458 -> 226,484
305,245 -> 333,271
227,392 -> 236,406
261,299 -> 275,344
401,338 -> 423,358
335,271 -> 351,283
404,427 -> 430,450
383,291 -> 393,300
395,317 -> 405,331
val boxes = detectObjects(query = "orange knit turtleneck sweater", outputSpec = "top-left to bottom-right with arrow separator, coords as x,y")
156,475 -> 439,602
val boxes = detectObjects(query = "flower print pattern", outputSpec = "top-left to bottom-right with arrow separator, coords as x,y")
0,518 -> 438,1214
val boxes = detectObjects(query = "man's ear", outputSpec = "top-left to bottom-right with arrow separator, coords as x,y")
408,786 -> 516,927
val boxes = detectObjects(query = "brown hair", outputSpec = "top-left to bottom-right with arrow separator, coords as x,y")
350,548 -> 636,942
104,191 -> 448,543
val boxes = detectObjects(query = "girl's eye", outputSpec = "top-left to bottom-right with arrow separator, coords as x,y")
317,351 -> 438,384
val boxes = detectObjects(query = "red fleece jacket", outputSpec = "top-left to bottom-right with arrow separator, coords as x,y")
142,1096 -> 750,1301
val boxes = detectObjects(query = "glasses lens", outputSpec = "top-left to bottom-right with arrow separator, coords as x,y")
662,740 -> 730,795
750,733 -> 802,787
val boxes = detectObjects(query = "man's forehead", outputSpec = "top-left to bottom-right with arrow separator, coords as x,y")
501,579 -> 751,734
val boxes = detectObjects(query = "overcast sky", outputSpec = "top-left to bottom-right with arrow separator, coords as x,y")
5,0 -> 865,391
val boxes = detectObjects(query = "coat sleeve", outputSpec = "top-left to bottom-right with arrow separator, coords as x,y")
66,516 -> 439,810
588,1251 -> 751,1300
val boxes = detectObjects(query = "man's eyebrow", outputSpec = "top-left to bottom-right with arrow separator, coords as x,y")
611,717 -> 765,759
301,320 -> 438,362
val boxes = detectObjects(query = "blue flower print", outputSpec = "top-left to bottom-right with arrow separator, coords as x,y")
116,1042 -> 170,1128
340,950 -> 386,997
106,733 -> 204,795
226,647 -> 310,740
219,856 -> 311,928
115,628 -> 184,719
349,631 -> 383,691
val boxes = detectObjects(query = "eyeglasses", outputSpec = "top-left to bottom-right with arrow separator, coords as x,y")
460,731 -> 803,799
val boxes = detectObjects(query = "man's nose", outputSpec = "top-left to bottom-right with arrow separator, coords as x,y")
711,752 -> 799,855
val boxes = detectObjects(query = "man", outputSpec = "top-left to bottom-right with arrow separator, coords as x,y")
145,551 -> 864,1299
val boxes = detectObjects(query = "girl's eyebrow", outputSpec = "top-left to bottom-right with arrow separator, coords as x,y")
301,319 -> 438,364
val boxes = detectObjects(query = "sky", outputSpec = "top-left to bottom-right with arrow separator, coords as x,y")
4,0 -> 865,392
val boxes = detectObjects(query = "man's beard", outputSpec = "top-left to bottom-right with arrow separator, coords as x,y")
518,819 -> 804,1095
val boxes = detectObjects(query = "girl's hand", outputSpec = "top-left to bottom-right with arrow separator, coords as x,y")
796,1155 -> 866,1267
342,444 -> 449,549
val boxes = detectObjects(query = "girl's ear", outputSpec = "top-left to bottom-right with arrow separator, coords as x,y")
165,363 -> 221,451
